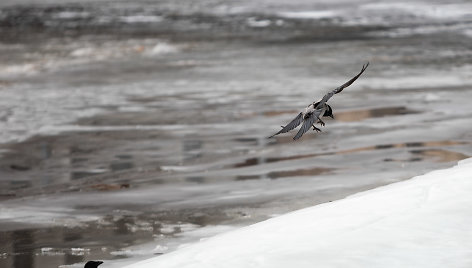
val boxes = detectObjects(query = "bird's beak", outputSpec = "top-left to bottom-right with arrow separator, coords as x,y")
330,114 -> 335,119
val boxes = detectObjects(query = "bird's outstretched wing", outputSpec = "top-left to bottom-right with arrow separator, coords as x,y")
315,62 -> 369,108
293,112 -> 317,140
268,112 -> 303,138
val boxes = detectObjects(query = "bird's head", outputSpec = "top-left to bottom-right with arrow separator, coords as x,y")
84,261 -> 104,268
324,104 -> 334,119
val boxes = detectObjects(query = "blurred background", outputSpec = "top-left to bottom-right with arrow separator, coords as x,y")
0,0 -> 471,267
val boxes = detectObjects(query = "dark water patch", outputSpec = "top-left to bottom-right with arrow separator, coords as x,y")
268,167 -> 334,179
233,157 -> 261,168
110,162 -> 134,171
0,193 -> 16,200
384,157 -> 423,162
185,176 -> 205,183
405,142 -> 424,147
0,209 -> 230,268
70,145 -> 95,154
8,180 -> 32,190
8,164 -> 30,171
376,144 -> 395,150
231,140 -> 468,168
233,138 -> 259,144
0,80 -> 13,87
410,149 -> 469,163
71,171 -> 105,180
115,154 -> 133,160
0,205 -> 236,267
236,174 -> 261,181
71,157 -> 88,164
89,183 -> 130,191
234,167 -> 334,181
183,140 -> 203,161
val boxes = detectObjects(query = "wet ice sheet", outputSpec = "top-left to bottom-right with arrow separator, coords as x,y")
1,0 -> 472,267
1,41 -> 472,267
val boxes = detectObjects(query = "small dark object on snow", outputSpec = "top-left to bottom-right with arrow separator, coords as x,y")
84,261 -> 104,268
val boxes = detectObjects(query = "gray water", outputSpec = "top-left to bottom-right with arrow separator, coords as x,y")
1,0 -> 472,267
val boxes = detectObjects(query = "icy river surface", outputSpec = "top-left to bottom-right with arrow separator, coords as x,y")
0,0 -> 472,267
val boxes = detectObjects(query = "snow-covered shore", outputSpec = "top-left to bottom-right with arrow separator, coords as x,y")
126,158 -> 472,268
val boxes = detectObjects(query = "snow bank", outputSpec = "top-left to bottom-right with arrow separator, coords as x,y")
126,158 -> 472,268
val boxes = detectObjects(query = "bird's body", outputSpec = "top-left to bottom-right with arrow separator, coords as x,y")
269,62 -> 369,140
304,102 -> 326,119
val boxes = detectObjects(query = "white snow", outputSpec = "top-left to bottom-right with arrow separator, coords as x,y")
126,158 -> 472,268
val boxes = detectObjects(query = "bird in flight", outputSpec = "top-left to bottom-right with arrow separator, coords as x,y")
268,62 -> 369,140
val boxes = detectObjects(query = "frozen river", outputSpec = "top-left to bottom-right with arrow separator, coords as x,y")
0,0 -> 472,267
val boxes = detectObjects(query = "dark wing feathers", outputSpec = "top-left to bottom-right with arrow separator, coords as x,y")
293,113 -> 316,140
268,112 -> 303,138
316,62 -> 369,108
333,62 -> 369,94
